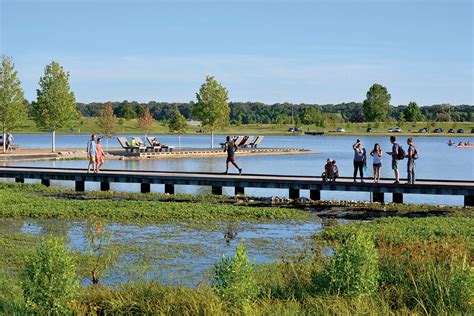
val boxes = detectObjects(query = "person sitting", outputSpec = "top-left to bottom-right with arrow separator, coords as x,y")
322,158 -> 332,182
130,137 -> 137,147
151,137 -> 161,146
329,160 -> 339,182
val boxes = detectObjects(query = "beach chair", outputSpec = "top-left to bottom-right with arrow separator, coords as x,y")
239,136 -> 254,148
146,136 -> 173,152
249,136 -> 264,148
117,137 -> 146,153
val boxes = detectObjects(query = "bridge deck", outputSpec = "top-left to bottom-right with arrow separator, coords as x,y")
0,166 -> 473,205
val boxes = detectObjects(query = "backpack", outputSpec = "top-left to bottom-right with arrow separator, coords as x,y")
397,145 -> 406,160
413,147 -> 419,160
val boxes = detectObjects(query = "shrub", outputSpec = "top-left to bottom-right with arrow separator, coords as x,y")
314,231 -> 379,297
212,240 -> 260,306
21,237 -> 79,313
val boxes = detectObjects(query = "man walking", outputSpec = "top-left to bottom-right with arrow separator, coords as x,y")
87,134 -> 97,173
224,136 -> 242,175
388,136 -> 400,184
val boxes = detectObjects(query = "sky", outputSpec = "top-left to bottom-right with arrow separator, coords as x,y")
1,0 -> 473,105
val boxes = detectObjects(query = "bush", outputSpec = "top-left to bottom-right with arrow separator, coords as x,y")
212,240 -> 259,306
314,231 -> 379,297
21,237 -> 79,313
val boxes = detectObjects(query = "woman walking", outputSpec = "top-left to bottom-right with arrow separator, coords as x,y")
96,138 -> 105,173
370,143 -> 382,183
224,136 -> 242,175
352,139 -> 366,183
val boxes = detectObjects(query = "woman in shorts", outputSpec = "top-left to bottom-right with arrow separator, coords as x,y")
370,143 -> 382,183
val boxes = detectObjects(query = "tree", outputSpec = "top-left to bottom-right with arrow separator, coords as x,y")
33,61 -> 77,152
193,75 -> 230,148
403,101 -> 423,122
137,106 -> 154,135
168,108 -> 188,149
0,55 -> 27,153
97,102 -> 118,150
362,83 -> 391,122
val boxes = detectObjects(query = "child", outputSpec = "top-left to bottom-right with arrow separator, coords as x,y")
329,160 -> 339,182
322,158 -> 332,182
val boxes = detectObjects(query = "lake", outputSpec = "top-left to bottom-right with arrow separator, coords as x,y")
3,133 -> 474,205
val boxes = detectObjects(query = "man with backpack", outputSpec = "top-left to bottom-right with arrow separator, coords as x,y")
406,137 -> 418,184
387,136 -> 402,184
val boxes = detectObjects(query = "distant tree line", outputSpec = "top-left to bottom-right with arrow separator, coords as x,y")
67,100 -> 474,125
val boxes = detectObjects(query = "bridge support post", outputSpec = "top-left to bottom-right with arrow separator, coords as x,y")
465,195 -> 474,207
289,189 -> 300,200
212,186 -> 223,195
141,183 -> 151,194
372,192 -> 384,203
310,190 -> 320,201
15,178 -> 24,183
165,184 -> 175,195
235,186 -> 245,196
41,179 -> 50,187
393,192 -> 403,204
75,180 -> 85,192
100,181 -> 110,191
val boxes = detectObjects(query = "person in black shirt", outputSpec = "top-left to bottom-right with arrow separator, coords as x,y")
224,136 -> 242,175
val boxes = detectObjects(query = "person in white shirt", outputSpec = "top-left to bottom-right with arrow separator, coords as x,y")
370,143 -> 382,183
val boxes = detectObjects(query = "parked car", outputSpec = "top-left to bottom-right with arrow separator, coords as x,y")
366,127 -> 373,133
448,128 -> 455,134
433,128 -> 443,133
336,127 -> 346,132
418,127 -> 428,133
457,128 -> 464,134
393,127 -> 402,133
288,127 -> 301,132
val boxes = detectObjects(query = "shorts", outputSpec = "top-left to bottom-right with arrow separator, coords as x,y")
226,156 -> 235,163
373,163 -> 382,168
391,159 -> 398,170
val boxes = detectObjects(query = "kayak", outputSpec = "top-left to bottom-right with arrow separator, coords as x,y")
456,145 -> 474,148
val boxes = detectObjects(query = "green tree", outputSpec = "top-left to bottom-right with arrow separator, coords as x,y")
97,102 -> 118,150
362,83 -> 391,122
168,108 -> 188,149
193,75 -> 230,148
404,101 -> 423,122
303,107 -> 326,127
137,106 -> 154,136
33,61 -> 77,152
0,55 -> 27,153
123,102 -> 136,120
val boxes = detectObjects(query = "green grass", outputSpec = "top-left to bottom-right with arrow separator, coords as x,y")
12,117 -> 474,136
0,183 -> 308,222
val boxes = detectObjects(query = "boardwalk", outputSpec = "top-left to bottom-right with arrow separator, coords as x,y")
0,166 -> 473,206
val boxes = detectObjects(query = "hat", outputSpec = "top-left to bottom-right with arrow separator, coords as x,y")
327,158 -> 332,162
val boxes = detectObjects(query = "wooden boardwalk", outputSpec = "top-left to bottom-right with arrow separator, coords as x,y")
0,166 -> 473,206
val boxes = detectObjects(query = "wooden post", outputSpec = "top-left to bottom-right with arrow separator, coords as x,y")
15,178 -> 24,183
141,183 -> 151,194
212,186 -> 223,195
41,179 -> 50,187
100,181 -> 110,191
465,195 -> 474,207
310,190 -> 320,201
372,192 -> 384,203
393,192 -> 403,204
75,180 -> 85,192
235,186 -> 245,196
289,188 -> 300,200
165,184 -> 175,195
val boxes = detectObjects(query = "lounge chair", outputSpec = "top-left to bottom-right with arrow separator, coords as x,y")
249,136 -> 264,148
117,137 -> 146,153
146,137 -> 174,152
239,136 -> 254,148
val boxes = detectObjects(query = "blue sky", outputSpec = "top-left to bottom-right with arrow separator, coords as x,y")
1,0 -> 472,105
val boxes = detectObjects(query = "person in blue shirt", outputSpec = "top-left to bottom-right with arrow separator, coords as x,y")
87,134 -> 97,173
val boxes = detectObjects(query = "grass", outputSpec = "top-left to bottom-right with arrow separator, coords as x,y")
11,117 -> 474,136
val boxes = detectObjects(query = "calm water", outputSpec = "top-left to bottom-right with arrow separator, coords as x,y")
2,217 -> 327,286
3,134 -> 474,205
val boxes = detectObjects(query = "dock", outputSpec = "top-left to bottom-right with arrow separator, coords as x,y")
1,166 -> 473,206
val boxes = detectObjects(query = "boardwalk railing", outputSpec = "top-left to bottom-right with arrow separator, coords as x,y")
0,166 -> 473,206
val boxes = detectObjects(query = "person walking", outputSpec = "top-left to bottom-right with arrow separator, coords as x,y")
352,139 -> 366,182
96,137 -> 105,173
87,134 -> 97,173
370,143 -> 382,183
406,137 -> 417,184
5,133 -> 14,151
388,136 -> 400,184
224,136 -> 242,175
